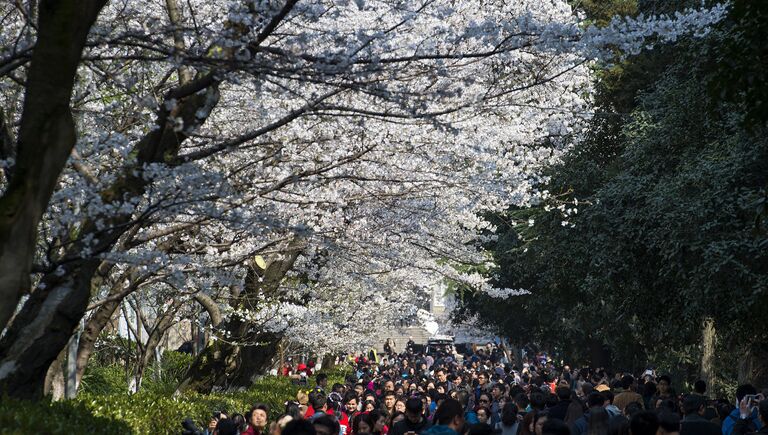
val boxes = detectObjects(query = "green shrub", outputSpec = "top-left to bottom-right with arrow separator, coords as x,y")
0,397 -> 131,434
79,364 -> 128,395
2,370 -> 347,434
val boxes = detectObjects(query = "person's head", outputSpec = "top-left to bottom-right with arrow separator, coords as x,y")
250,404 -> 270,430
395,398 -> 406,413
436,369 -> 447,383
216,419 -> 239,435
693,380 -> 706,395
317,374 -> 329,388
629,410 -> 659,435
368,410 -> 388,433
501,401 -> 518,427
514,392 -> 529,412
432,398 -> 464,430
555,386 -> 570,401
624,401 -> 643,418
620,375 -> 635,392
736,384 -> 757,403
384,380 -> 395,392
530,391 -> 546,410
285,402 -> 302,420
587,392 -> 607,409
282,419 -> 316,435
355,383 -> 366,397
345,394 -> 359,415
364,400 -> 376,413
539,418 -> 569,435
312,394 -> 327,412
642,381 -> 656,398
231,414 -> 247,433
383,391 -> 396,409
313,415 -> 340,435
478,372 -> 489,386
353,413 -> 371,435
657,375 -> 671,394
682,394 -> 705,416
476,406 -> 490,424
491,383 -> 504,399
405,397 -> 423,423
657,411 -> 680,435
478,393 -> 491,408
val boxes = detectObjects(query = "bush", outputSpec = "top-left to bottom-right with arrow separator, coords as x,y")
2,367 -> 350,434
0,397 -> 131,434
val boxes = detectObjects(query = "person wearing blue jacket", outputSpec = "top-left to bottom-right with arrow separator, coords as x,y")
422,399 -> 465,435
723,385 -> 763,435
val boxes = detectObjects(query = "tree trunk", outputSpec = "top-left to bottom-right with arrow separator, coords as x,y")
0,80 -> 220,399
699,318 -> 716,391
588,338 -> 612,370
43,348 -> 67,400
177,241 -> 303,393
738,345 -> 768,387
75,275 -> 142,389
131,298 -> 184,392
0,0 -> 108,333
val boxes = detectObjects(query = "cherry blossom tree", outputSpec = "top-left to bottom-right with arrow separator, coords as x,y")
0,0 -> 726,398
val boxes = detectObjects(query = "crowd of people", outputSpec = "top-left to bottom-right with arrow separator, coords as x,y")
184,341 -> 767,435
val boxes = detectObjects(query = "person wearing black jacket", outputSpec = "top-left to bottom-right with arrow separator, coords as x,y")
548,386 -> 573,422
390,398 -> 431,435
680,395 -> 720,435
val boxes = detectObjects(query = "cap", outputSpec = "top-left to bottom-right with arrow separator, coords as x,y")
595,384 -> 610,392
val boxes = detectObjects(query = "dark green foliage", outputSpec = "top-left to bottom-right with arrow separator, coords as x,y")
455,0 -> 768,391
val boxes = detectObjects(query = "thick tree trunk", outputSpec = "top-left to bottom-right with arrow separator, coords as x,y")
0,80 -> 220,399
0,0 -> 108,333
177,242 -> 303,393
699,318 -> 716,390
588,338 -> 612,370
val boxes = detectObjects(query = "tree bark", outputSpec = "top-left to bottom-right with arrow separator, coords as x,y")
74,272 -> 145,389
738,345 -> 768,387
0,76 -> 220,400
177,241 -> 303,393
130,298 -> 184,392
699,318 -> 716,391
0,0 -> 108,333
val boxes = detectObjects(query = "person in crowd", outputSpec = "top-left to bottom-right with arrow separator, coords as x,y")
389,397 -> 430,435
680,394 -> 720,435
540,418 -> 570,435
630,411 -> 659,435
657,411 -> 680,435
548,386 -> 573,421
724,385 -> 763,435
186,341 -> 766,435
244,404 -> 270,435
731,393 -> 768,434
613,375 -> 644,413
572,392 -> 609,435
497,401 -> 522,435
587,407 -> 610,435
422,399 -> 464,435
475,406 -> 490,425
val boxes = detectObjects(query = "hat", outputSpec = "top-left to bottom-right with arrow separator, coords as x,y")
595,384 -> 610,392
